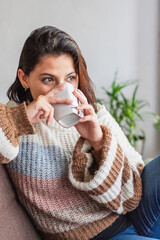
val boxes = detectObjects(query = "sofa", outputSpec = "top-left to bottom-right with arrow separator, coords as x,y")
0,164 -> 42,240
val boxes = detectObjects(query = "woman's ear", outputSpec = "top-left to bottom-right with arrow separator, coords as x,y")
18,69 -> 29,89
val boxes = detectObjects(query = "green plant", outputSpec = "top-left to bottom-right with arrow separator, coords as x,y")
149,113 -> 160,131
154,115 -> 160,131
97,72 -> 149,147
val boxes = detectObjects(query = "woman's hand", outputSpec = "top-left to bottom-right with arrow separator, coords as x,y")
26,85 -> 72,126
74,89 -> 103,151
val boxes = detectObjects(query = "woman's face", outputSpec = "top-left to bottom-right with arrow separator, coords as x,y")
18,54 -> 79,100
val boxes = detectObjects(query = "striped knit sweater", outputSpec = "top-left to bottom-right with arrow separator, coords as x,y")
0,101 -> 144,240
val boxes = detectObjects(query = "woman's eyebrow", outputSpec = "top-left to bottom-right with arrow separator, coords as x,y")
39,72 -> 77,77
39,73 -> 55,77
66,72 -> 76,76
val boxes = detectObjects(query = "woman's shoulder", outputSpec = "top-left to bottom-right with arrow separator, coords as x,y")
96,103 -> 110,118
95,103 -> 117,127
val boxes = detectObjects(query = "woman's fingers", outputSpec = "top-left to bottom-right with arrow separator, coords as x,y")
76,103 -> 98,126
46,84 -> 65,96
46,106 -> 54,126
46,86 -> 73,105
77,103 -> 95,115
79,115 -> 98,127
26,96 -> 54,125
38,100 -> 54,125
48,96 -> 73,105
73,89 -> 88,104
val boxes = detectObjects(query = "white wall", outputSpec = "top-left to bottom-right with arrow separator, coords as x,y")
0,0 -> 159,158
136,0 -> 160,159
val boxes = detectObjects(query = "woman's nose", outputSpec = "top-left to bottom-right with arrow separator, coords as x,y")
56,79 -> 65,86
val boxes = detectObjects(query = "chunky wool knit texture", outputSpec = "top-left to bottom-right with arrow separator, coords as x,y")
0,101 -> 144,240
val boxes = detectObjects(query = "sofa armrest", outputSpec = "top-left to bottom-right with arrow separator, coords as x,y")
0,164 -> 42,240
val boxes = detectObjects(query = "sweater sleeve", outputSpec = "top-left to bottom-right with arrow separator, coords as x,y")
68,108 -> 144,215
0,102 -> 35,164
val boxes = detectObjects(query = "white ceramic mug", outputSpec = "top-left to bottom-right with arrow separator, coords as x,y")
52,82 -> 84,128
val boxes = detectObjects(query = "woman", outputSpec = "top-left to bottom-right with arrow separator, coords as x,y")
0,26 -> 159,239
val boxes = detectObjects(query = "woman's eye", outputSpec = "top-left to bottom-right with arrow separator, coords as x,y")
42,77 -> 54,83
67,76 -> 76,81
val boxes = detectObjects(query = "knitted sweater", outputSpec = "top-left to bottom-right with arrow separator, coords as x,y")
0,101 -> 144,240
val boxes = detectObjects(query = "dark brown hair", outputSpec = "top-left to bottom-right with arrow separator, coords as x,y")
7,26 -> 97,111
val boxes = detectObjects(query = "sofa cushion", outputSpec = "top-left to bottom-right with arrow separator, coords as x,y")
0,164 -> 42,240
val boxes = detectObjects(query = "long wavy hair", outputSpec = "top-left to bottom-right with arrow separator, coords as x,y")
7,26 -> 97,111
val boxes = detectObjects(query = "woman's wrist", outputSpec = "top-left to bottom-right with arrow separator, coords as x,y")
89,140 -> 103,151
89,132 -> 104,151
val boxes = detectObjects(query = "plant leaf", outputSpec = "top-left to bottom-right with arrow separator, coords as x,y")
132,85 -> 138,105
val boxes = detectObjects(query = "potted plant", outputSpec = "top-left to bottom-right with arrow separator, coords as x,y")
97,72 -> 149,155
